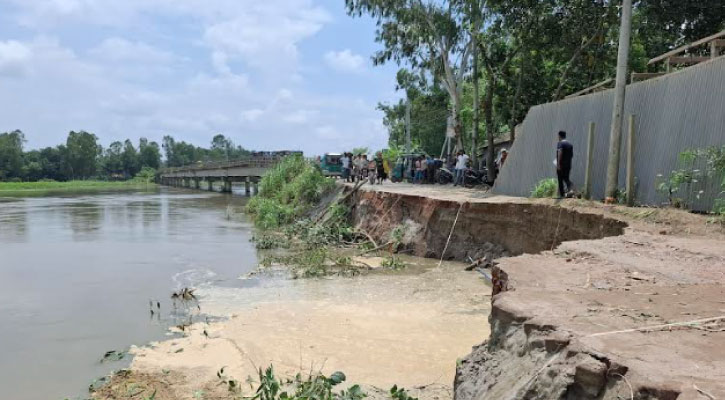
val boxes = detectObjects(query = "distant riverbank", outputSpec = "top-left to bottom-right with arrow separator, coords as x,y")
0,180 -> 157,195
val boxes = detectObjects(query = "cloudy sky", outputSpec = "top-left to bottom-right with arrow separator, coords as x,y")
0,0 -> 400,155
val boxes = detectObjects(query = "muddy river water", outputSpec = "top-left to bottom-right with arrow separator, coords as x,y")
0,188 -> 491,400
0,188 -> 258,400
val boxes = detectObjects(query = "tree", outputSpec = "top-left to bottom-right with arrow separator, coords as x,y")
0,130 -> 25,180
65,130 -> 99,179
346,0 -> 474,157
138,138 -> 161,169
121,139 -> 140,177
378,69 -> 448,155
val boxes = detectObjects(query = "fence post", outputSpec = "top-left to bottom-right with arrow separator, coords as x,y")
584,122 -> 595,200
626,114 -> 636,206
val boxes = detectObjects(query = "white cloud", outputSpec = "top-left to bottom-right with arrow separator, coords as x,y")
89,38 -> 174,64
0,40 -> 32,77
324,49 -> 365,73
0,1 -> 392,155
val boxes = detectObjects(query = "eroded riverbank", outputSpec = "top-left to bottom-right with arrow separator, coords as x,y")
90,182 -> 725,400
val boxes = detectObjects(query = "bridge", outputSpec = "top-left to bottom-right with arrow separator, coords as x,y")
159,158 -> 279,194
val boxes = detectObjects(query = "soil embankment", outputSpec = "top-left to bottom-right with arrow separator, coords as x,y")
345,183 -> 725,400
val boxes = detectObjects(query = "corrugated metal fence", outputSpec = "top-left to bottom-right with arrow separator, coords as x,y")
493,56 -> 725,211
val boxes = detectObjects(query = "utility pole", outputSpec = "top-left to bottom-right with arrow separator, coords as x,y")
471,9 -> 480,168
605,0 -> 633,201
405,96 -> 412,154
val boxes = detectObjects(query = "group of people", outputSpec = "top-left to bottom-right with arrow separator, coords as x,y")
340,152 -> 389,185
334,129 -> 573,197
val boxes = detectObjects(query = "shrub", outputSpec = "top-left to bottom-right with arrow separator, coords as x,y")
531,178 -> 558,198
246,155 -> 335,229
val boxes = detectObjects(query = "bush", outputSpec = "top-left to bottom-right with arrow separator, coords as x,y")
246,155 -> 335,229
531,178 -> 558,198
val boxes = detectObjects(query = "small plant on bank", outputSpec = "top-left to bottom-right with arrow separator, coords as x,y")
249,365 -> 365,400
390,385 -> 418,400
531,178 -> 558,198
656,146 -> 725,216
381,255 -> 406,270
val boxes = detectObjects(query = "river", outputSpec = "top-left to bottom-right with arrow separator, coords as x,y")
0,188 -> 258,400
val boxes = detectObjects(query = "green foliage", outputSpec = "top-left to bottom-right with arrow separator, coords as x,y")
381,255 -> 406,271
133,167 -> 157,183
0,180 -> 156,193
531,178 -> 558,198
657,146 -> 725,211
351,147 -> 370,156
249,365 -> 365,400
390,385 -> 417,400
162,134 -> 250,168
246,155 -> 335,229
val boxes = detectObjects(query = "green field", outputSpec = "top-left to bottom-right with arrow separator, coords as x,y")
0,180 -> 158,194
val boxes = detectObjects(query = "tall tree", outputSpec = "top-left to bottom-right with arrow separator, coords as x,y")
138,138 -> 161,169
65,131 -> 99,179
0,130 -> 25,180
346,0 -> 474,157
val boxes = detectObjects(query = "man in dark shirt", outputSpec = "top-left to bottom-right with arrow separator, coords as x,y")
556,130 -> 574,198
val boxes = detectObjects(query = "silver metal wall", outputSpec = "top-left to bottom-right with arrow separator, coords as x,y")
493,56 -> 725,211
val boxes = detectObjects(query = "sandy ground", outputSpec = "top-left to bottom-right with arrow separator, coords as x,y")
95,258 -> 491,400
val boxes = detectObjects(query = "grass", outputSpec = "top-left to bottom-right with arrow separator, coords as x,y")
246,155 -> 335,229
530,178 -> 558,198
0,180 -> 157,194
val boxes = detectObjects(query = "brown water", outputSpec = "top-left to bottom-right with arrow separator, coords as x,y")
0,188 -> 259,400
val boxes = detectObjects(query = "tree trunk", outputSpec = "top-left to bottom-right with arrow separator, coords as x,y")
484,73 -> 496,183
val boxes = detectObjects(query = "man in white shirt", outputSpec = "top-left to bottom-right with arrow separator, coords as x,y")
454,150 -> 469,186
340,153 -> 351,182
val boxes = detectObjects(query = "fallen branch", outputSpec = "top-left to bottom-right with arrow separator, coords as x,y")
359,241 -> 393,255
693,384 -> 716,400
313,180 -> 365,224
586,315 -> 725,338
358,228 -> 378,248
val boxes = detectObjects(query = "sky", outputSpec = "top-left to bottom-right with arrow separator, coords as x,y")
0,0 -> 402,155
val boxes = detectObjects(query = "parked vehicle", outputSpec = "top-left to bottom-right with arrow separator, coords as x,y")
320,153 -> 343,177
437,166 -> 454,184
390,152 -> 427,183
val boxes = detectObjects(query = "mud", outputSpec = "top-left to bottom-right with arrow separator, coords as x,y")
343,183 -> 725,400
102,256 -> 491,400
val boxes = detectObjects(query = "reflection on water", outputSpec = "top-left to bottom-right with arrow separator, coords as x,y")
0,188 -> 259,400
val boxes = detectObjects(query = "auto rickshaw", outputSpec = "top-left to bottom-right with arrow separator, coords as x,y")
320,153 -> 343,177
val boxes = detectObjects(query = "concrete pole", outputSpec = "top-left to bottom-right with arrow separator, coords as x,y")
245,177 -> 251,196
626,114 -> 636,206
584,122 -> 596,200
471,32 -> 479,167
405,97 -> 411,154
605,0 -> 633,202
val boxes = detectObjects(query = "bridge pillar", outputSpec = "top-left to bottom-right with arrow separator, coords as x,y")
253,178 -> 259,194
193,178 -> 200,190
207,179 -> 214,191
222,178 -> 232,193
244,177 -> 251,195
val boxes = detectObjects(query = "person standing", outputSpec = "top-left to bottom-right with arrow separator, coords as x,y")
556,130 -> 574,198
375,152 -> 386,184
454,150 -> 469,186
341,152 -> 351,182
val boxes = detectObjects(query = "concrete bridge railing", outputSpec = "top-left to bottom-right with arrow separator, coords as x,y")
158,158 -> 280,194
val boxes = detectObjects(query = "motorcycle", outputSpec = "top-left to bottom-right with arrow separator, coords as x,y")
437,166 -> 454,185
